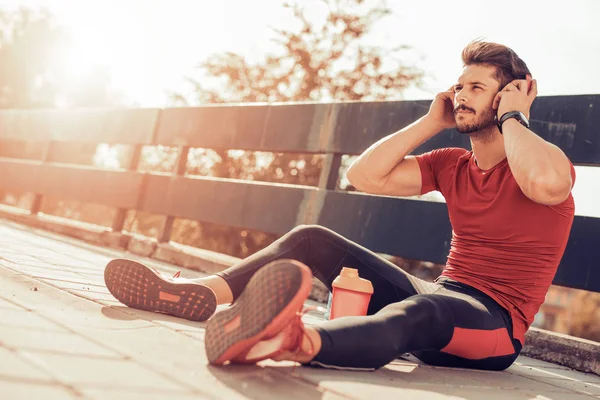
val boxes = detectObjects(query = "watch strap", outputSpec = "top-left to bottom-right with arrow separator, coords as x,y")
498,111 -> 529,134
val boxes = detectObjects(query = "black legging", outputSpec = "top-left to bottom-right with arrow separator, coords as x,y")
217,224 -> 522,371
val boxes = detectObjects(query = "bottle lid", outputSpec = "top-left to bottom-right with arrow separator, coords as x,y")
333,267 -> 374,294
340,267 -> 359,278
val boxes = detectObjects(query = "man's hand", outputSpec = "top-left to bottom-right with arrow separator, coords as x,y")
425,86 -> 457,131
493,75 -> 537,120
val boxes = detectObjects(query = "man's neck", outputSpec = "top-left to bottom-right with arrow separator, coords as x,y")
469,127 -> 506,170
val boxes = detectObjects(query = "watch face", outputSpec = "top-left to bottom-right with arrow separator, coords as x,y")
518,112 -> 529,126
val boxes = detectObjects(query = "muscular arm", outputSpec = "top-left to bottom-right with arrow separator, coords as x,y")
494,78 -> 573,206
346,116 -> 444,196
502,119 -> 572,205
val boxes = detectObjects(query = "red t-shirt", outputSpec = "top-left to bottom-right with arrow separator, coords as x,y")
415,148 -> 575,344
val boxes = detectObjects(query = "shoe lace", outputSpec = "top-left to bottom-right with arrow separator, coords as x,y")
149,266 -> 182,280
288,305 -> 317,373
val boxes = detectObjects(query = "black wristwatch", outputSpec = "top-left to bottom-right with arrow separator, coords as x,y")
497,111 -> 529,134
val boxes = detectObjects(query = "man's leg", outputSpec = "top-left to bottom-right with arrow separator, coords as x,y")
210,224 -> 439,311
105,224 -> 437,322
205,261 -> 519,371
300,285 -> 520,371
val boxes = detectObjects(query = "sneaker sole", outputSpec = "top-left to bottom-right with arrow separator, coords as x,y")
104,258 -> 217,322
205,259 -> 312,365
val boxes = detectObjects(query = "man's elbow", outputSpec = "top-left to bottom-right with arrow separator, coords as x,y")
346,168 -> 382,193
525,174 -> 572,206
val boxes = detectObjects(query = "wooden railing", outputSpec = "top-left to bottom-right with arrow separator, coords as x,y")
0,95 -> 599,292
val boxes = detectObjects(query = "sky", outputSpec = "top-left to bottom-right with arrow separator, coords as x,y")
2,0 -> 599,106
1,0 -> 599,216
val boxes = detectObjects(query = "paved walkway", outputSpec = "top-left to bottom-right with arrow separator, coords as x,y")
0,220 -> 599,399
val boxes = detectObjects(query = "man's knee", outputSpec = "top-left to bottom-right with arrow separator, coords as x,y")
289,224 -> 338,240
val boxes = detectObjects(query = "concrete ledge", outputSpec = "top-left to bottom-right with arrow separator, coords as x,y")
523,327 -> 600,375
0,205 -> 130,249
0,206 -> 596,374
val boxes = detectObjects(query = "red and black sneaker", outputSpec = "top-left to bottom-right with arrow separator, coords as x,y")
104,258 -> 217,322
205,259 -> 313,365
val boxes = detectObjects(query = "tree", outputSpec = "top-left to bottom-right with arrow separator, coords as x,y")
0,7 -> 122,109
0,8 -> 69,108
172,0 -> 423,105
166,0 -> 424,190
0,7 -> 124,224
134,0 -> 428,262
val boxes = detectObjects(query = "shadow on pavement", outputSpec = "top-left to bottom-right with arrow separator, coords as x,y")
100,305 -> 208,329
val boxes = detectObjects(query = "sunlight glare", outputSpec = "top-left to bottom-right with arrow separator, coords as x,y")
93,144 -> 120,170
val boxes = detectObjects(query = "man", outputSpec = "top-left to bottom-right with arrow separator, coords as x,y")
104,40 -> 575,371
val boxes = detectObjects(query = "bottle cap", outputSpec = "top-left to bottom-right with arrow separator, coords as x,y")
332,267 -> 373,294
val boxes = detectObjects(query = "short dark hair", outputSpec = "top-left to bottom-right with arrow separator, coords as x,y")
461,39 -> 531,89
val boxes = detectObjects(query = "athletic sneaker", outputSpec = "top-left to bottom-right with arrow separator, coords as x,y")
104,258 -> 217,322
205,259 -> 313,365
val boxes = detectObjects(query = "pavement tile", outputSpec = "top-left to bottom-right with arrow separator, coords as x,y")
0,297 -> 28,311
524,377 -> 600,396
78,324 -> 210,369
109,306 -> 208,333
0,270 -> 156,331
20,269 -> 93,282
32,256 -> 99,269
321,393 -> 353,400
9,260 -> 89,272
269,364 -> 464,400
443,388 -> 598,400
508,364 -> 600,384
24,259 -> 101,272
0,254 -> 42,264
81,387 -> 200,400
22,350 -> 187,392
0,248 -> 26,255
75,324 -> 285,398
0,326 -> 121,357
514,356 -> 572,370
0,308 -> 70,331
285,363 -> 578,398
0,346 -> 55,381
73,270 -> 105,278
39,278 -> 109,292
65,288 -> 118,302
178,330 -> 205,341
0,378 -> 79,399
0,258 -> 72,271
206,364 -> 345,400
384,365 -> 568,391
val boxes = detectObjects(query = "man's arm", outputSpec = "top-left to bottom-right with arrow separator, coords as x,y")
347,87 -> 456,196
494,78 -> 573,206
502,119 -> 572,205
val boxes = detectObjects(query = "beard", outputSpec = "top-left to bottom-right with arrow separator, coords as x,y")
455,106 -> 497,135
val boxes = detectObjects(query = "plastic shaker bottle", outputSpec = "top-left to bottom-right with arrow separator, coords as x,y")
326,267 -> 374,319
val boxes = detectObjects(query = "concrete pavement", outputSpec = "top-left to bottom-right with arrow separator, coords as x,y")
1,220 -> 599,400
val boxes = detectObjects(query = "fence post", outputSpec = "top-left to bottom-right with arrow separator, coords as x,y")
157,145 -> 190,243
30,141 -> 53,215
111,144 -> 143,232
318,153 -> 343,191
